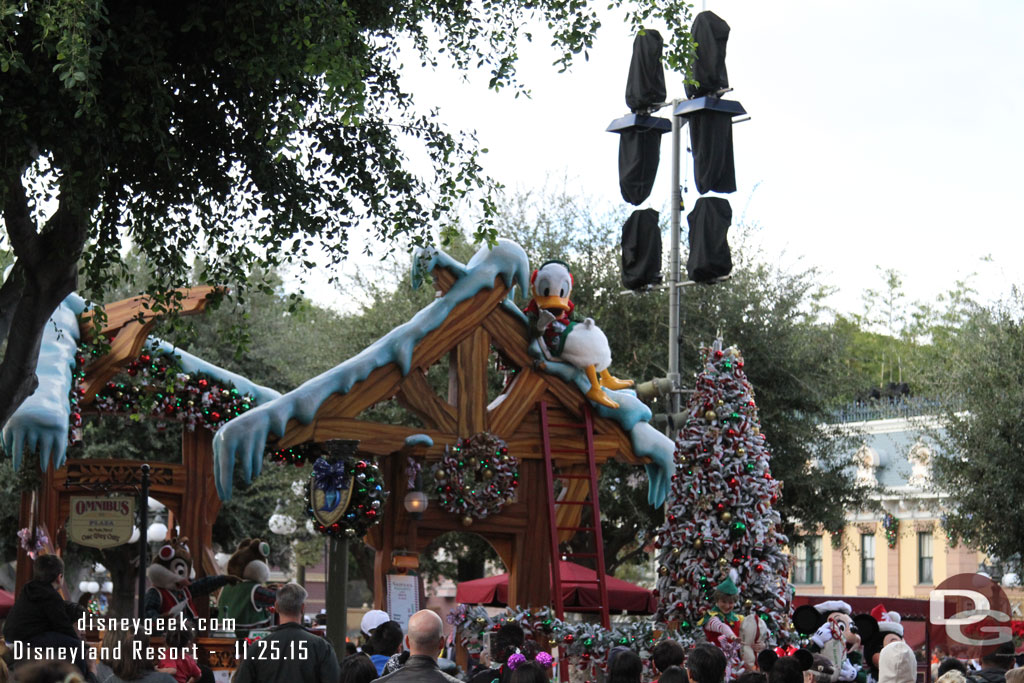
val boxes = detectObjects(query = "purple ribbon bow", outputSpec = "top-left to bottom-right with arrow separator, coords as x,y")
312,458 -> 349,491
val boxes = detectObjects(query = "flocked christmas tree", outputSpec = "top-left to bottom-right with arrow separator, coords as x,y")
654,339 -> 792,642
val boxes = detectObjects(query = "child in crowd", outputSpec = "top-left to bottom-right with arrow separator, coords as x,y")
158,628 -> 201,683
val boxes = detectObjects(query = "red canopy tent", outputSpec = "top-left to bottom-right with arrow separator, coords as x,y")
455,561 -> 656,614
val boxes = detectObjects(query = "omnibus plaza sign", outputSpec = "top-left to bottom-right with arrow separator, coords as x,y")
68,495 -> 135,549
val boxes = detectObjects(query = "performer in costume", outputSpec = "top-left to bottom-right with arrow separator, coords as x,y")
218,538 -> 278,637
698,574 -> 744,646
144,537 -> 235,623
523,260 -> 633,409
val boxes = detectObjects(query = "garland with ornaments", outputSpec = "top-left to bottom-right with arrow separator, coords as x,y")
882,512 -> 900,548
270,443 -> 316,466
68,343 -> 257,443
431,432 -> 518,526
448,604 -> 695,676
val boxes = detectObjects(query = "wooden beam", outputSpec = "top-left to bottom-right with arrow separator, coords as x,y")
505,433 -> 620,464
455,328 -> 489,435
319,365 -> 404,420
485,305 -> 644,465
276,417 -> 452,455
79,286 -> 218,340
307,278 -> 510,424
408,279 -> 508,372
432,268 -> 457,294
79,319 -> 158,403
488,369 -> 548,436
395,370 -> 457,433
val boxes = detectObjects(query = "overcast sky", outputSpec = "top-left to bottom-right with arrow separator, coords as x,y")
304,0 -> 1024,320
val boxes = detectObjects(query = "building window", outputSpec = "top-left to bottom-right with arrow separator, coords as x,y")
861,533 -> 875,585
793,535 -> 823,584
919,531 -> 933,584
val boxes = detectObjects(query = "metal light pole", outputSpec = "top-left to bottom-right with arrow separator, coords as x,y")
668,100 -> 683,414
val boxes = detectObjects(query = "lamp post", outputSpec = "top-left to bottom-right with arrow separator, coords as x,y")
668,101 -> 683,414
611,18 -> 747,427
321,439 -> 359,661
137,463 -> 150,618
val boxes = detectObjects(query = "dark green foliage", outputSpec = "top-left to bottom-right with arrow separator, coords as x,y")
929,291 -> 1024,572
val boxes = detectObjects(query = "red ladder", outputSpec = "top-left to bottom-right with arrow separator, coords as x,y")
539,400 -> 611,679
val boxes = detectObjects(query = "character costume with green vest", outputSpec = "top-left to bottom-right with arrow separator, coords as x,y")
697,574 -> 744,647
219,538 -> 277,637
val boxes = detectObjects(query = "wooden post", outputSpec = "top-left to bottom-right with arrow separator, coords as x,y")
326,536 -> 349,658
180,428 -> 221,619
508,460 -> 552,609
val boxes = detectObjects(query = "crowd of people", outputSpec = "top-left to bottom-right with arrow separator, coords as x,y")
2,555 -> 1023,683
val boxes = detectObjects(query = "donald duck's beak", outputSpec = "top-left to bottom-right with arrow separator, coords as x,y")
534,295 -> 571,312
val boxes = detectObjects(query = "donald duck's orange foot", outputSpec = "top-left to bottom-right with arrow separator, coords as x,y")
585,384 -> 620,409
584,366 -> 620,408
599,370 -> 634,391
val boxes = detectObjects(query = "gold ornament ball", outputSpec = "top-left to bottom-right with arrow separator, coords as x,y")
676,577 -> 687,587
753,427 -> 760,435
744,599 -> 753,608
693,538 -> 704,550
721,511 -> 733,523
434,469 -> 447,481
717,399 -> 725,406
705,410 -> 717,421
658,566 -> 669,576
672,547 -> 682,556
737,447 -> 746,455
482,469 -> 494,480
462,515 -> 474,527
718,557 -> 729,566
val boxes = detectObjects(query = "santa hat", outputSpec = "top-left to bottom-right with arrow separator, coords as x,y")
871,603 -> 904,637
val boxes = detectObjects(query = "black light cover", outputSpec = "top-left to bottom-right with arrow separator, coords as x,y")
625,30 -> 667,113
685,11 -> 731,99
618,128 -> 662,205
686,197 -> 732,282
621,208 -> 662,290
689,109 -> 736,194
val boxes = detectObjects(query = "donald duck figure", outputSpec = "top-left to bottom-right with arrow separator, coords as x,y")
523,260 -> 634,409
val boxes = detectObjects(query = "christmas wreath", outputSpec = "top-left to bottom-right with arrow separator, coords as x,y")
432,433 -> 518,525
305,457 -> 388,538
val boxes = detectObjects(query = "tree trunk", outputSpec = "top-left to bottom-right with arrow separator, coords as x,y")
102,545 -> 138,619
0,175 -> 89,432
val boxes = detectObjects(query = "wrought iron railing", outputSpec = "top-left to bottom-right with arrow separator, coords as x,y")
829,396 -> 955,423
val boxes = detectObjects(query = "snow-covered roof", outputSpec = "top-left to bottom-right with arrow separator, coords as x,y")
1,292 -> 281,472
212,239 -> 674,505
